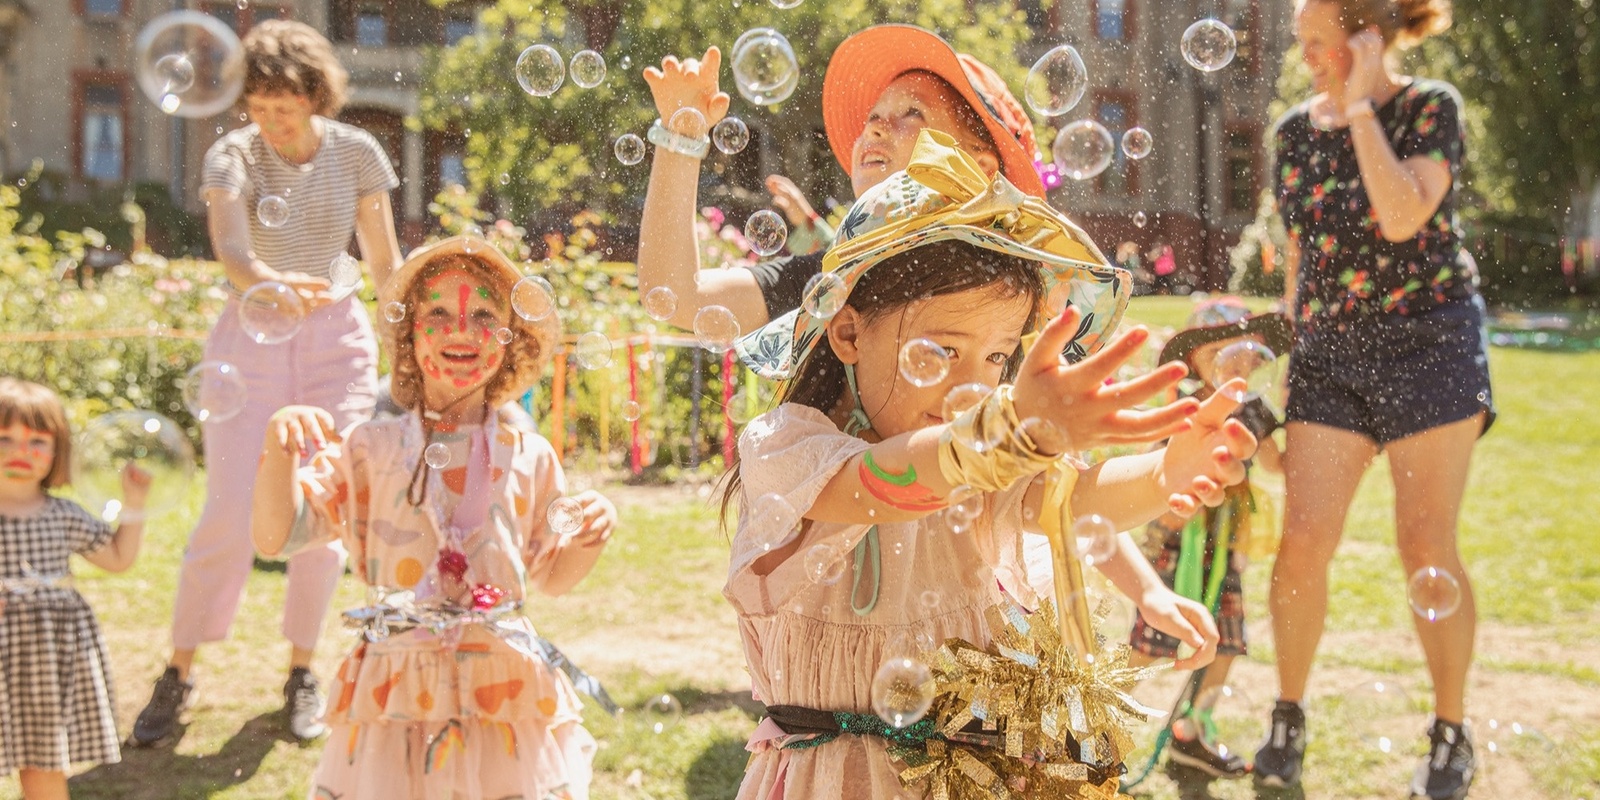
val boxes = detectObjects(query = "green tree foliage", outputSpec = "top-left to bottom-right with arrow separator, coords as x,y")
420,0 -> 1035,226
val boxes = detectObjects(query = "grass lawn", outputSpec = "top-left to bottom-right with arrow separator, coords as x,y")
7,297 -> 1598,799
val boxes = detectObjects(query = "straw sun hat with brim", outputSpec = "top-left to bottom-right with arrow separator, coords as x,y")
380,235 -> 560,411
822,25 -> 1045,198
736,129 -> 1128,381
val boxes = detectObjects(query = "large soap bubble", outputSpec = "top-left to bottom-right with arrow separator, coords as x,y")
134,11 -> 245,118
72,411 -> 196,522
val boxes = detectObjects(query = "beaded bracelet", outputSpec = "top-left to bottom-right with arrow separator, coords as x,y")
646,120 -> 710,159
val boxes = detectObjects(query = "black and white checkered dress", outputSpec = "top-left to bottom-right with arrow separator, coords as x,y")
0,496 -> 122,772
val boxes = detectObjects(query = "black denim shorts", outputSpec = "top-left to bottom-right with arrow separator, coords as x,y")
1286,295 -> 1495,445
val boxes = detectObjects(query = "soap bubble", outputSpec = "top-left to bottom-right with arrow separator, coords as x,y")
134,11 -> 244,118
1211,340 -> 1279,402
181,361 -> 247,424
713,117 -> 751,154
1024,45 -> 1088,117
643,286 -> 678,321
622,400 -> 642,421
256,195 -> 290,228
614,133 -> 645,165
546,496 -> 586,539
745,210 -> 788,257
1073,514 -> 1118,566
803,543 -> 847,585
1407,566 -> 1463,622
942,383 -> 1002,452
153,54 -> 195,96
898,339 -> 950,388
1339,679 -> 1417,755
802,272 -> 846,320
494,327 -> 514,345
1122,126 -> 1153,160
770,0 -> 803,7
574,331 -> 613,370
329,253 -> 361,289
72,411 -> 196,522
515,44 -> 564,96
668,107 -> 708,138
239,281 -> 306,345
511,276 -> 556,322
642,693 -> 682,734
747,492 -> 799,552
1182,19 -> 1237,72
694,305 -> 740,353
423,442 -> 451,469
1133,211 -> 1148,228
1052,120 -> 1115,181
919,590 -> 941,610
383,301 -> 407,323
730,28 -> 798,106
871,657 -> 935,729
569,49 -> 606,88
1017,417 -> 1069,454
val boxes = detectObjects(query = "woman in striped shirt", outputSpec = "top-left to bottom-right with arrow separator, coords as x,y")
129,19 -> 403,748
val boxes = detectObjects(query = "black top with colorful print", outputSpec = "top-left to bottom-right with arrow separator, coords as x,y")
1273,79 -> 1479,329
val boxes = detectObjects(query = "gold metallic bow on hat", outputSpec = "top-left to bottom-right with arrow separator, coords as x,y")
823,129 -> 1110,275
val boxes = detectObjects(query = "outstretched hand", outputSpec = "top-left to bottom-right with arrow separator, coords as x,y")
119,462 -> 152,511
264,405 -> 340,457
1012,307 -> 1199,452
564,490 -> 618,549
642,47 -> 730,134
1135,586 -> 1219,670
766,175 -> 818,226
1156,382 -> 1257,516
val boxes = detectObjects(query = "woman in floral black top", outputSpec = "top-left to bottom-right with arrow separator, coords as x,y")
1257,2 -> 1491,799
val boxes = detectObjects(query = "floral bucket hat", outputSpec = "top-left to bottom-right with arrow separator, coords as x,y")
736,128 -> 1130,380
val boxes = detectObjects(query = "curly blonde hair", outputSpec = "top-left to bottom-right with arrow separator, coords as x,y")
1307,0 -> 1452,49
386,254 -> 545,413
241,20 -> 348,116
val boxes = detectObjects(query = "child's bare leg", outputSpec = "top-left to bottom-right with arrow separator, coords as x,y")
19,768 -> 69,800
169,648 -> 195,680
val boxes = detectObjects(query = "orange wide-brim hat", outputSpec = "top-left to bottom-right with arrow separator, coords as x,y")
822,25 -> 1045,198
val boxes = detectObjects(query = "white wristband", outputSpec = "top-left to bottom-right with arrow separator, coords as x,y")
646,120 -> 710,159
1345,98 -> 1376,122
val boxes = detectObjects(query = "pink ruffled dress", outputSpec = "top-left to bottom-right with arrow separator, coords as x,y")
289,411 -> 594,800
725,405 -> 1043,799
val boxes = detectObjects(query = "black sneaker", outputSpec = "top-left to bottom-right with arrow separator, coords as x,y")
129,667 -> 194,747
1253,700 -> 1307,788
1410,719 -> 1474,800
1169,730 -> 1251,778
283,667 -> 328,742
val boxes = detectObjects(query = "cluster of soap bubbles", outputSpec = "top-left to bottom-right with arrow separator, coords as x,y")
1033,19 -> 1235,184
516,45 -> 608,97
134,11 -> 245,118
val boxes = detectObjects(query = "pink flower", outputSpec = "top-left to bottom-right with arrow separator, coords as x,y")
700,207 -> 726,228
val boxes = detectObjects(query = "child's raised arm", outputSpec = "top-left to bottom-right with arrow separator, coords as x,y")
251,405 -> 339,557
81,462 -> 151,573
638,48 -> 771,333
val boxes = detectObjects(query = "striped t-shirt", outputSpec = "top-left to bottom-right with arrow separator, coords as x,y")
201,118 -> 399,283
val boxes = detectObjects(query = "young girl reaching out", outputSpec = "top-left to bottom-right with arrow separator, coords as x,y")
725,131 -> 1257,798
250,236 -> 616,800
0,378 -> 149,800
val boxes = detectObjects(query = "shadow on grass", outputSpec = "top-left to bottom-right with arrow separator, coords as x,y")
684,735 -> 749,800
70,711 -> 293,800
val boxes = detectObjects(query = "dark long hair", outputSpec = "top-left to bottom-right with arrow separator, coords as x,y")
719,239 -> 1046,528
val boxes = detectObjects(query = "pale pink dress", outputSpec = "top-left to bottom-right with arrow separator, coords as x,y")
725,405 -> 1044,800
288,410 -> 594,800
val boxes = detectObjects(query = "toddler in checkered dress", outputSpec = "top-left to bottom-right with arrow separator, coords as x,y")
0,378 -> 150,799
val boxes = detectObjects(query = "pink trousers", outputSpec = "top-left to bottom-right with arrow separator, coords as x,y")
170,296 -> 378,652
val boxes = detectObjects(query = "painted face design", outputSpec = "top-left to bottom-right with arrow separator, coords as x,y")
411,269 -> 511,393
0,422 -> 55,484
